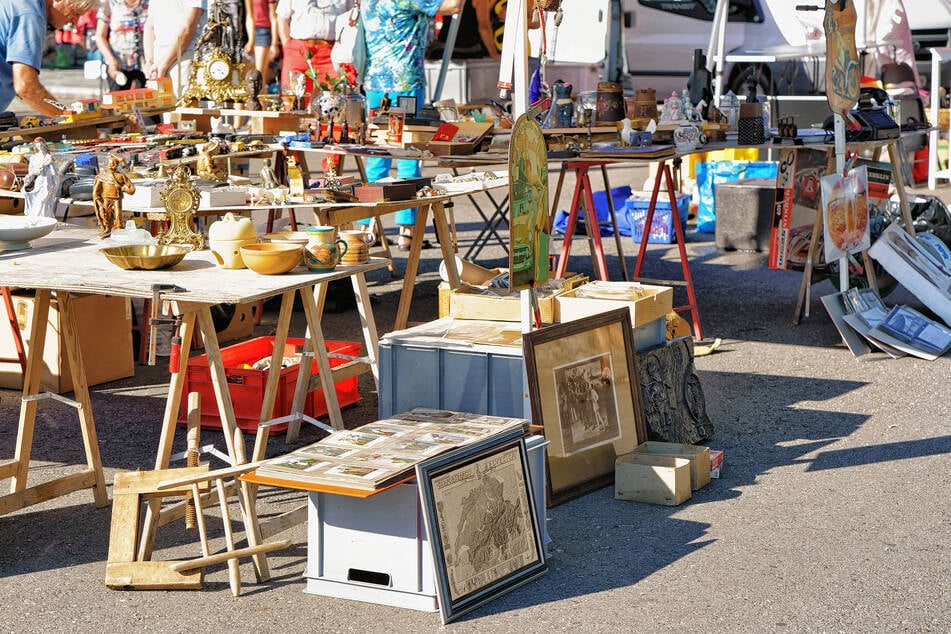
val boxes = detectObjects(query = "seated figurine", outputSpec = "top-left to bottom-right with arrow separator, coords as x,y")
195,139 -> 227,181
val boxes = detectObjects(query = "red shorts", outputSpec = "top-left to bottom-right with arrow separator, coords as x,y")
281,39 -> 336,94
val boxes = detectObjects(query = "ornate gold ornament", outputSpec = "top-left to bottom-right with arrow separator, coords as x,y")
157,165 -> 205,250
178,2 -> 249,107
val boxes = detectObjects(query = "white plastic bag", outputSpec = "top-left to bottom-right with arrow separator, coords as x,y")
330,3 -> 366,83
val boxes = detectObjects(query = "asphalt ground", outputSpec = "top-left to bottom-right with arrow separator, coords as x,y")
0,70 -> 949,632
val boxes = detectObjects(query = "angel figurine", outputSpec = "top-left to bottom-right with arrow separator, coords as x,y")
92,154 -> 136,238
23,137 -> 60,218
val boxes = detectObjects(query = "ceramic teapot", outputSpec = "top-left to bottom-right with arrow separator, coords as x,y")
208,212 -> 258,268
304,225 -> 348,272
673,122 -> 706,153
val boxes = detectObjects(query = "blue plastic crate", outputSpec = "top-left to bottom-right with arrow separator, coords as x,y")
625,193 -> 690,244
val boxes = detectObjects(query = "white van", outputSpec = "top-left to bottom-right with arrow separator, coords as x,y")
531,0 -> 951,97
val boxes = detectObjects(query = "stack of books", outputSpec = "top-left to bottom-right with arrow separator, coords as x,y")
255,409 -> 529,492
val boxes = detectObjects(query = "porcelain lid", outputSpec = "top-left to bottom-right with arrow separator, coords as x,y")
208,212 -> 257,241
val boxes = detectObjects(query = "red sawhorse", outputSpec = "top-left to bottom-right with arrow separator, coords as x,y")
630,158 -> 703,340
552,160 -> 630,282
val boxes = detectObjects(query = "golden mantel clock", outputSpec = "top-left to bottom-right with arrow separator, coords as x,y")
156,166 -> 205,251
178,1 -> 251,106
179,47 -> 249,106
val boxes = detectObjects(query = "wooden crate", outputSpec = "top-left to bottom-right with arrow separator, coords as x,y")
614,453 -> 691,505
631,441 -> 710,491
555,281 -> 673,327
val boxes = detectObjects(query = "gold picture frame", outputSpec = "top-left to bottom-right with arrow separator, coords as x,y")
416,429 -> 547,624
523,307 -> 647,503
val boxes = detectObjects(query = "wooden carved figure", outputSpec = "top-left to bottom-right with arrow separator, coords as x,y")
244,69 -> 263,111
93,154 -> 136,238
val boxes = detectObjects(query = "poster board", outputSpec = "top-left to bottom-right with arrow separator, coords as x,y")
769,147 -> 834,270
508,112 -> 549,291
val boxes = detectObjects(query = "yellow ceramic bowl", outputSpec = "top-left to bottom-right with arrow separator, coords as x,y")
239,242 -> 303,275
100,244 -> 189,270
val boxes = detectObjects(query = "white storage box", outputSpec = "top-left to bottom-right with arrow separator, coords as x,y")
198,186 -> 246,208
304,435 -> 550,611
124,179 -> 164,208
378,317 -> 667,420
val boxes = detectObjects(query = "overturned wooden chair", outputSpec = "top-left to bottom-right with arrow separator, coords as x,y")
105,399 -> 289,596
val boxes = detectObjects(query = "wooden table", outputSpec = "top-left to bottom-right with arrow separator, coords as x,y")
107,184 -> 506,331
0,226 -> 388,519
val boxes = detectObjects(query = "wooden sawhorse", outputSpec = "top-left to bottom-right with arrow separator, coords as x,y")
630,157 -> 704,341
552,160 -> 630,282
0,290 -> 109,516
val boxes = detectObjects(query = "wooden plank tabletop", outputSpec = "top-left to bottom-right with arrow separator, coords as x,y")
0,226 -> 390,304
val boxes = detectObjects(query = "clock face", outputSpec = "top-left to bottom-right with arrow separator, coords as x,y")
208,59 -> 230,81
165,188 -> 195,214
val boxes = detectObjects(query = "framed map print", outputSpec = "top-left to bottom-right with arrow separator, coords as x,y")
416,429 -> 547,624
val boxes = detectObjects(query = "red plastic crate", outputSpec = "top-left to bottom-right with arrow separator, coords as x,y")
179,336 -> 362,435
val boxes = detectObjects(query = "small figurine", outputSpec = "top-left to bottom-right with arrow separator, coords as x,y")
92,154 -> 136,238
244,69 -> 262,111
545,79 -> 574,128
260,157 -> 280,189
378,92 -> 391,114
22,137 -> 59,219
195,139 -> 226,181
660,91 -> 684,123
285,155 -> 304,197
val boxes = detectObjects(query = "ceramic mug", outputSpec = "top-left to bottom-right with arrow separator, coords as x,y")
304,226 -> 348,272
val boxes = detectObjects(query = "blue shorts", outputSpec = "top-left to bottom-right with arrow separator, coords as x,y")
254,26 -> 272,47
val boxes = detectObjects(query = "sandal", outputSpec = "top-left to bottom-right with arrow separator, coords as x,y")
397,236 -> 433,251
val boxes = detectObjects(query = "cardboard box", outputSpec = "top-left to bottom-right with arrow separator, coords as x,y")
0,293 -> 134,393
0,197 -> 23,215
709,449 -> 724,479
614,452 -> 692,505
633,441 -> 711,490
555,281 -> 673,328
447,274 -> 586,323
421,120 -> 493,156
631,441 -> 710,491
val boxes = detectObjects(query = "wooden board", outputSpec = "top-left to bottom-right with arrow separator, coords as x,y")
0,227 -> 390,305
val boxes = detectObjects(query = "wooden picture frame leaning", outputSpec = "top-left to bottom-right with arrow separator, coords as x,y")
416,429 -> 547,624
523,307 -> 647,503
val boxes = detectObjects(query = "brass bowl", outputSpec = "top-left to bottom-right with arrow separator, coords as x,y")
100,244 -> 189,270
240,242 -> 303,275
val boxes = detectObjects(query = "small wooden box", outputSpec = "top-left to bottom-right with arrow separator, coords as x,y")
555,281 -> 673,327
631,441 -> 711,491
423,121 -> 493,156
352,181 -> 420,202
614,453 -> 691,505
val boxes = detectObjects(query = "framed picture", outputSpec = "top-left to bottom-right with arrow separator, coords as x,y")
523,307 -> 647,501
416,429 -> 547,624
397,95 -> 418,116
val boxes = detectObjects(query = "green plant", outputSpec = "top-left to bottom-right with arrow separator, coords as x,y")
303,47 -> 350,93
